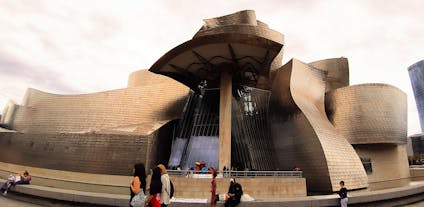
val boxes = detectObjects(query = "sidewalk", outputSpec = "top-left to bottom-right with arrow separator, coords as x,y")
0,195 -> 44,207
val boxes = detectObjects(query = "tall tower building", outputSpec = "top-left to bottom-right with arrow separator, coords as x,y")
408,60 -> 424,131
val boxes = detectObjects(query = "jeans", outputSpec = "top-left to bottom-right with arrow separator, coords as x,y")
340,197 -> 348,207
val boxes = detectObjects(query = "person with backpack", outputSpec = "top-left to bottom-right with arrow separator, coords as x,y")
158,164 -> 172,207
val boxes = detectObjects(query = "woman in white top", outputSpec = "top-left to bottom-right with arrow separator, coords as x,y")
157,164 -> 171,207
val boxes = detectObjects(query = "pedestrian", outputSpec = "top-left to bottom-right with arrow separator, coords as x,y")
157,164 -> 171,207
1,170 -> 32,196
224,178 -> 243,207
338,181 -> 348,207
209,167 -> 218,207
130,163 -> 146,207
146,167 -> 162,207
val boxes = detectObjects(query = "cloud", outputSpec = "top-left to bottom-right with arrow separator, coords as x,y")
0,50 -> 80,94
0,0 -> 422,135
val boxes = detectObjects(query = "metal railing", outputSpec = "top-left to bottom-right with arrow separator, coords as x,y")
167,170 -> 302,178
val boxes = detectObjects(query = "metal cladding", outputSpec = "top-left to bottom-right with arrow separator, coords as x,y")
325,84 -> 407,145
408,60 -> 424,131
0,70 -> 189,173
149,10 -> 284,91
309,58 -> 349,92
270,59 -> 368,192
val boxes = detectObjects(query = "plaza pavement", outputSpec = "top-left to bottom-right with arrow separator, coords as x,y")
1,194 -> 423,207
0,195 -> 44,207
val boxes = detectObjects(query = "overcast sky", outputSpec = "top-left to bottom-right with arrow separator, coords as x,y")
0,0 -> 422,135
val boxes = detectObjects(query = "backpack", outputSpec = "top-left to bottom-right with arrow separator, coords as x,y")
169,180 -> 174,198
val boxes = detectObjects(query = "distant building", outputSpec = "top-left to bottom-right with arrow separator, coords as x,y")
408,60 -> 424,131
410,133 -> 424,156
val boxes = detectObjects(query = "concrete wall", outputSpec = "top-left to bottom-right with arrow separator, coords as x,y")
354,145 -> 410,183
270,59 -> 368,192
325,83 -> 407,145
2,71 -> 188,135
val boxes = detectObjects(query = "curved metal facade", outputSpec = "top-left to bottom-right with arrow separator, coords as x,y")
408,60 -> 424,131
270,59 -> 368,192
1,71 -> 188,135
325,84 -> 407,145
309,58 -> 349,92
149,10 -> 284,91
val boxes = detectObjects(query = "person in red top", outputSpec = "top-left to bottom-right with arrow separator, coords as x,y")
209,167 -> 218,207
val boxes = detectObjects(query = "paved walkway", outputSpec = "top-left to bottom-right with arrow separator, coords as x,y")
0,195 -> 44,207
402,200 -> 424,207
1,194 -> 423,207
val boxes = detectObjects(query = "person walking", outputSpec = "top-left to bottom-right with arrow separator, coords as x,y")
157,164 -> 171,207
209,167 -> 218,207
338,181 -> 348,207
130,163 -> 146,207
146,167 -> 162,207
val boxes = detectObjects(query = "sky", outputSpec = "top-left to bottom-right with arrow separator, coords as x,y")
0,0 -> 423,135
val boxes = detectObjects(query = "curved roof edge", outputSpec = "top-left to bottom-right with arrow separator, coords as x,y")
327,83 -> 406,95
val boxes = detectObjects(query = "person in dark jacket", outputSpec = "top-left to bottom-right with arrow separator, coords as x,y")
224,178 -> 243,207
338,181 -> 348,207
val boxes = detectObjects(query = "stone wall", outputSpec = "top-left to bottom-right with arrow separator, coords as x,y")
325,83 -> 407,145
173,177 -> 306,199
0,161 -> 306,198
410,168 -> 424,181
354,145 -> 410,183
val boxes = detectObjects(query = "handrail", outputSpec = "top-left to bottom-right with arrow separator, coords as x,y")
167,170 -> 302,178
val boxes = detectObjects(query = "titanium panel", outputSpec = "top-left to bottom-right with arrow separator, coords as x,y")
309,58 -> 349,92
325,84 -> 407,145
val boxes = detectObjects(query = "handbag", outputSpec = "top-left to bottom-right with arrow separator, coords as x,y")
215,194 -> 219,202
130,189 -> 146,207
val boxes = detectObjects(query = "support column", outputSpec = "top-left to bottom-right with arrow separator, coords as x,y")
219,71 -> 232,171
